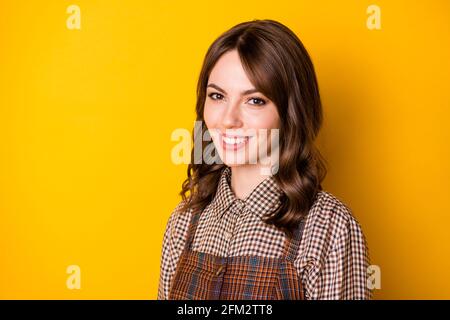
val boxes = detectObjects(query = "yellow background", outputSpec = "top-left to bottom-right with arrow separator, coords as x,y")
0,0 -> 449,299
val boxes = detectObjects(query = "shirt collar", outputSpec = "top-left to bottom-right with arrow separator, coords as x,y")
210,166 -> 283,220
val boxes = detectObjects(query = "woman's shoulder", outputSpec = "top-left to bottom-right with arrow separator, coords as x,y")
312,190 -> 353,216
306,190 -> 364,239
164,199 -> 194,239
171,199 -> 193,217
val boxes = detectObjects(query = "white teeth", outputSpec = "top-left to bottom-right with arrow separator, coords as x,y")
223,136 -> 246,144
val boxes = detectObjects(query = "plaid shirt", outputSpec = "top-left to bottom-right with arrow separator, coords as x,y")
158,166 -> 371,300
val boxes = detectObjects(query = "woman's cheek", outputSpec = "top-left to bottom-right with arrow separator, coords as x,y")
204,104 -> 221,128
242,105 -> 279,130
203,105 -> 211,128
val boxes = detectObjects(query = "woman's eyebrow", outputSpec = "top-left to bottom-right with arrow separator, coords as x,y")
207,83 -> 259,95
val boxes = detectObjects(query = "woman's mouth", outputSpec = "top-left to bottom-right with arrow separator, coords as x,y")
219,133 -> 251,151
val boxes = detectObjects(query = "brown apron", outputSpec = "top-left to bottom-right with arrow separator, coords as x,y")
168,209 -> 306,300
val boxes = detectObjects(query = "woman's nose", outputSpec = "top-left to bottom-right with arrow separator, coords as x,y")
221,100 -> 243,128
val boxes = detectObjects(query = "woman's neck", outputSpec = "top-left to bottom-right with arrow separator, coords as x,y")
230,165 -> 270,200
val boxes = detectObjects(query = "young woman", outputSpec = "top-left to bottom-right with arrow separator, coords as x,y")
158,19 -> 371,300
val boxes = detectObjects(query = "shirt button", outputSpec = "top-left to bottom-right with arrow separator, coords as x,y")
216,265 -> 225,276
224,231 -> 232,240
235,199 -> 244,209
230,199 -> 244,214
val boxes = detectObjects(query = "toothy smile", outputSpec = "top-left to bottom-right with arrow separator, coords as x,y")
219,132 -> 252,151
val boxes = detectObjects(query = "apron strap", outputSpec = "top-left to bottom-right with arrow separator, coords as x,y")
283,216 -> 307,261
184,208 -> 203,251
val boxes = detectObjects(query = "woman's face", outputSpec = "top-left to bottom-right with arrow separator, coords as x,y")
203,49 -> 280,169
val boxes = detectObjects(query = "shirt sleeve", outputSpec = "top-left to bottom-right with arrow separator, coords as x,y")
157,201 -> 190,300
329,216 -> 370,299
313,209 -> 371,300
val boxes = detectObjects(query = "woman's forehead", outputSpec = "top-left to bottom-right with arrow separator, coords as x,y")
208,50 -> 256,93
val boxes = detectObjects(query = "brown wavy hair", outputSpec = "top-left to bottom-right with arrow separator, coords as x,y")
180,19 -> 327,238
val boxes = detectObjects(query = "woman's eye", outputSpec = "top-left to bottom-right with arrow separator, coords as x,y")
208,92 -> 224,100
248,97 -> 266,106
